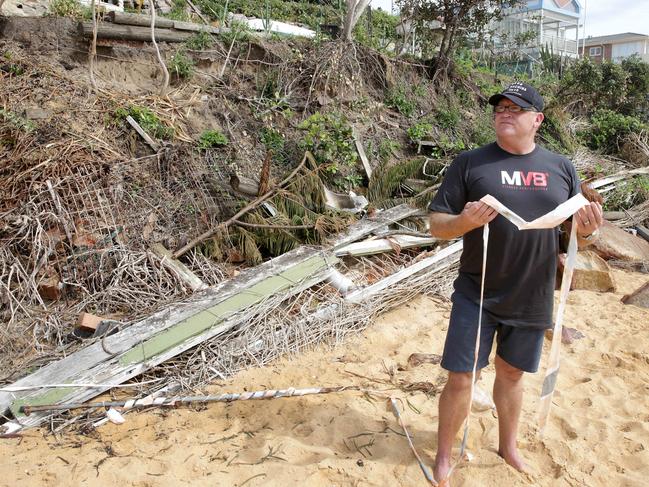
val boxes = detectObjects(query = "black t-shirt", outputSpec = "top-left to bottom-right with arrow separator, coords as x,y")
429,142 -> 581,329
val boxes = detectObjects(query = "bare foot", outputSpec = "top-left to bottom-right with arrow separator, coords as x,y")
433,456 -> 452,486
498,448 -> 528,472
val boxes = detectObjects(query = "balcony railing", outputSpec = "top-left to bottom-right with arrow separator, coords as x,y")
540,34 -> 578,54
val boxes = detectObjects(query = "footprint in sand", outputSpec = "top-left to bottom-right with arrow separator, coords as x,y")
293,423 -> 315,438
576,397 -> 592,408
557,417 -> 578,441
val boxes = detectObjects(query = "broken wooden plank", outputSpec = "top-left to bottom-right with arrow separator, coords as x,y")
107,11 -> 175,29
345,241 -> 462,303
352,127 -> 372,179
417,140 -> 437,154
0,247 -> 336,429
126,115 -> 160,151
589,167 -> 649,190
151,243 -> 207,291
78,21 -> 194,43
331,204 -> 420,249
334,235 -> 437,257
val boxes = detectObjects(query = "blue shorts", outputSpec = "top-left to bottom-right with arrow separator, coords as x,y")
441,292 -> 546,373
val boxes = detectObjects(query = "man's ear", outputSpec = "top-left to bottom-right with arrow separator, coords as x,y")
535,112 -> 545,128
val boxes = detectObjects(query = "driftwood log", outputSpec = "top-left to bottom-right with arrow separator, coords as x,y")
107,11 -> 175,29
78,22 -> 194,43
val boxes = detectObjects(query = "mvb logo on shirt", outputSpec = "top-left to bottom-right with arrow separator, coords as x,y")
501,170 -> 548,190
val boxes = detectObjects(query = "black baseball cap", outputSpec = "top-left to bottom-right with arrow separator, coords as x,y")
488,82 -> 544,112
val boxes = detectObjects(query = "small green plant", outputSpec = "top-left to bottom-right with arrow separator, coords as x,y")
1,60 -> 24,76
260,127 -> 288,165
185,31 -> 214,50
298,112 -> 358,174
115,105 -> 174,139
298,112 -> 362,189
435,106 -> 460,130
413,84 -> 427,98
260,127 -> 284,153
437,134 -> 467,154
9,64 -> 24,76
220,19 -> 253,45
198,130 -> 228,148
385,87 -> 416,117
377,139 -> 401,162
169,51 -> 194,79
350,96 -> 369,111
407,120 -> 433,141
165,0 -> 190,21
343,173 -> 364,189
0,108 -> 36,132
49,0 -> 84,18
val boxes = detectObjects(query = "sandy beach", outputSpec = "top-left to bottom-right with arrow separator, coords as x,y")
1,268 -> 648,487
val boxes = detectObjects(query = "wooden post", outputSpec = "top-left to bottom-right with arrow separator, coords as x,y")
78,21 -> 194,43
352,127 -> 372,179
107,11 -> 175,29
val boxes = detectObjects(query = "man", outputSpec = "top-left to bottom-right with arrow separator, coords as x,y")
428,82 -> 603,483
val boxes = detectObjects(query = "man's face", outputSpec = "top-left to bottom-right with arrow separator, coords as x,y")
493,99 -> 544,140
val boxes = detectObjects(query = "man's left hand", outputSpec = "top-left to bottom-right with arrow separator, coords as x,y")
575,202 -> 603,237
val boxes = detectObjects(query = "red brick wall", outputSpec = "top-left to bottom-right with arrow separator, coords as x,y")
580,43 -> 611,63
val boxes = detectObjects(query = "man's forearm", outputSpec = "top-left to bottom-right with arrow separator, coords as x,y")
429,212 -> 475,240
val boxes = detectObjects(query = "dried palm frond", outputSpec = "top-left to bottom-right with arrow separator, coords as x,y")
369,157 -> 431,206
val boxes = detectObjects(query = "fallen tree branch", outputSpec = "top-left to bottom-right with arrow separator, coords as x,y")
173,151 -> 317,258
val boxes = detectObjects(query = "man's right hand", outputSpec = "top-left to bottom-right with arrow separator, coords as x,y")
460,201 -> 498,230
429,202 -> 499,240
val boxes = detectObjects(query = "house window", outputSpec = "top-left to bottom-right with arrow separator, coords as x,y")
589,46 -> 602,56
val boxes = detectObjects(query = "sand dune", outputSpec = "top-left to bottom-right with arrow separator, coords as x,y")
1,269 -> 648,487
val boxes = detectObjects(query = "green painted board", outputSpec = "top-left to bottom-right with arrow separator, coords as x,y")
120,254 -> 332,365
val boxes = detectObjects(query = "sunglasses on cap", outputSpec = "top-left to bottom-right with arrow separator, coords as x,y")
493,105 -> 539,114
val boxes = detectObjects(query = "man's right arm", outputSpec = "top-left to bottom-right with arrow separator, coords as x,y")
429,202 -> 498,240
